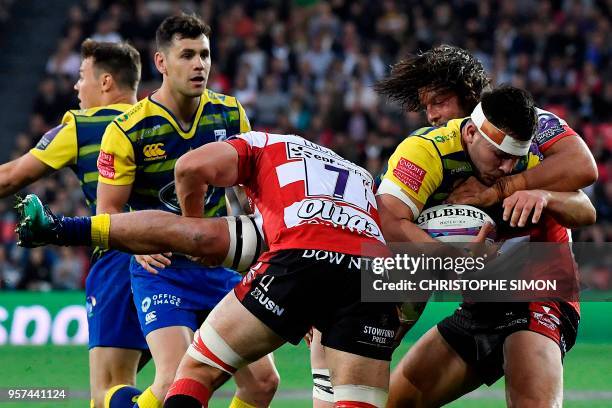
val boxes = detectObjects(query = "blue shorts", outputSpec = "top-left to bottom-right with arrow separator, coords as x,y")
86,250 -> 148,350
130,256 -> 241,336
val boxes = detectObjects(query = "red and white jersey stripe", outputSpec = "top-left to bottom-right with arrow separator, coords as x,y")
500,216 -> 579,314
226,132 -> 388,256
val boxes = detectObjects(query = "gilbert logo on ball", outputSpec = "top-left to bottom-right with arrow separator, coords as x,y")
417,204 -> 495,243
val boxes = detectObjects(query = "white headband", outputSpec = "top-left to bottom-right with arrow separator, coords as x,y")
470,103 -> 531,156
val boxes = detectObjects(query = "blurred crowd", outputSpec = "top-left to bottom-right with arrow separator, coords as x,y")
0,0 -> 610,290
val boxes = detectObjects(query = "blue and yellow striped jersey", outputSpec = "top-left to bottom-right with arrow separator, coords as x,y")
30,103 -> 132,213
98,89 -> 250,216
378,118 -> 541,218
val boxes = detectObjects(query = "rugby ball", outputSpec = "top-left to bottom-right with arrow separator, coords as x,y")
416,204 -> 495,243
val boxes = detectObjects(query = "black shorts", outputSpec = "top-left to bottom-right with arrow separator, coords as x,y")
437,301 -> 580,385
234,249 -> 399,361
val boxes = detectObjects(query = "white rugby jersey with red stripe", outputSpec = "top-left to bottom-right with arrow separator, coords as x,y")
225,132 -> 388,257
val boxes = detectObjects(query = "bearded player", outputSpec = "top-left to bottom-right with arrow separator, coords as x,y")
377,84 -> 595,407
308,44 -> 598,407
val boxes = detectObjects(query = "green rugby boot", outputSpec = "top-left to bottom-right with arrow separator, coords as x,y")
15,194 -> 63,247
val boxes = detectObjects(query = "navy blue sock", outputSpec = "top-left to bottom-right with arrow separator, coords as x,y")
163,395 -> 201,408
106,385 -> 141,408
57,216 -> 92,246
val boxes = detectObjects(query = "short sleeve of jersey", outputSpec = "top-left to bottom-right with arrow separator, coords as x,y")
29,112 -> 77,169
98,121 -> 136,185
237,100 -> 251,133
534,109 -> 578,153
378,136 -> 443,217
225,136 -> 255,186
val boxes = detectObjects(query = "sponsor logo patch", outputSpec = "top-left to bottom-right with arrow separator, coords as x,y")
97,150 -> 116,179
535,113 -> 573,147
35,124 -> 66,151
393,158 -> 427,193
250,287 -> 284,316
141,297 -> 151,312
362,325 -> 395,345
152,293 -> 182,307
296,199 -> 382,238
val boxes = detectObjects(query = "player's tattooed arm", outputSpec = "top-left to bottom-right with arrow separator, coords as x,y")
502,189 -> 596,228
175,142 -> 240,217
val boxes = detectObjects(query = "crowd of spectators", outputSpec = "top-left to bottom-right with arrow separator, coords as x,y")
0,0 -> 610,290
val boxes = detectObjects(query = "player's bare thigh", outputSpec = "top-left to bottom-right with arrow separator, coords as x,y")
387,326 -> 482,408
504,330 -> 563,408
89,347 -> 142,407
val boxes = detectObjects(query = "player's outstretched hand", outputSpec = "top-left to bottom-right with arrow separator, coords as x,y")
135,253 -> 172,274
447,176 -> 499,207
503,190 -> 550,227
15,194 -> 62,248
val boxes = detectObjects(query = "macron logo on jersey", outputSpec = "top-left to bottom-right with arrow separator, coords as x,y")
394,158 -> 427,193
98,150 -> 116,179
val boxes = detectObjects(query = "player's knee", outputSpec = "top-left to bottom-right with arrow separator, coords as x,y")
388,370 -> 425,408
237,369 -> 279,405
507,394 -> 562,408
153,370 -> 178,399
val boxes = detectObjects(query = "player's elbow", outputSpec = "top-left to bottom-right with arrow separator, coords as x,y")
582,203 -> 597,227
565,194 -> 597,228
575,151 -> 598,187
379,213 -> 405,242
175,152 -> 216,185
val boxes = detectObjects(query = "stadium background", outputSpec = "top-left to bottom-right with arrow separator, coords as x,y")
0,0 -> 609,406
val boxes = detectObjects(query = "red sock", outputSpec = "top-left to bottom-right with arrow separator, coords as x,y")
334,402 -> 377,408
164,378 -> 211,407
